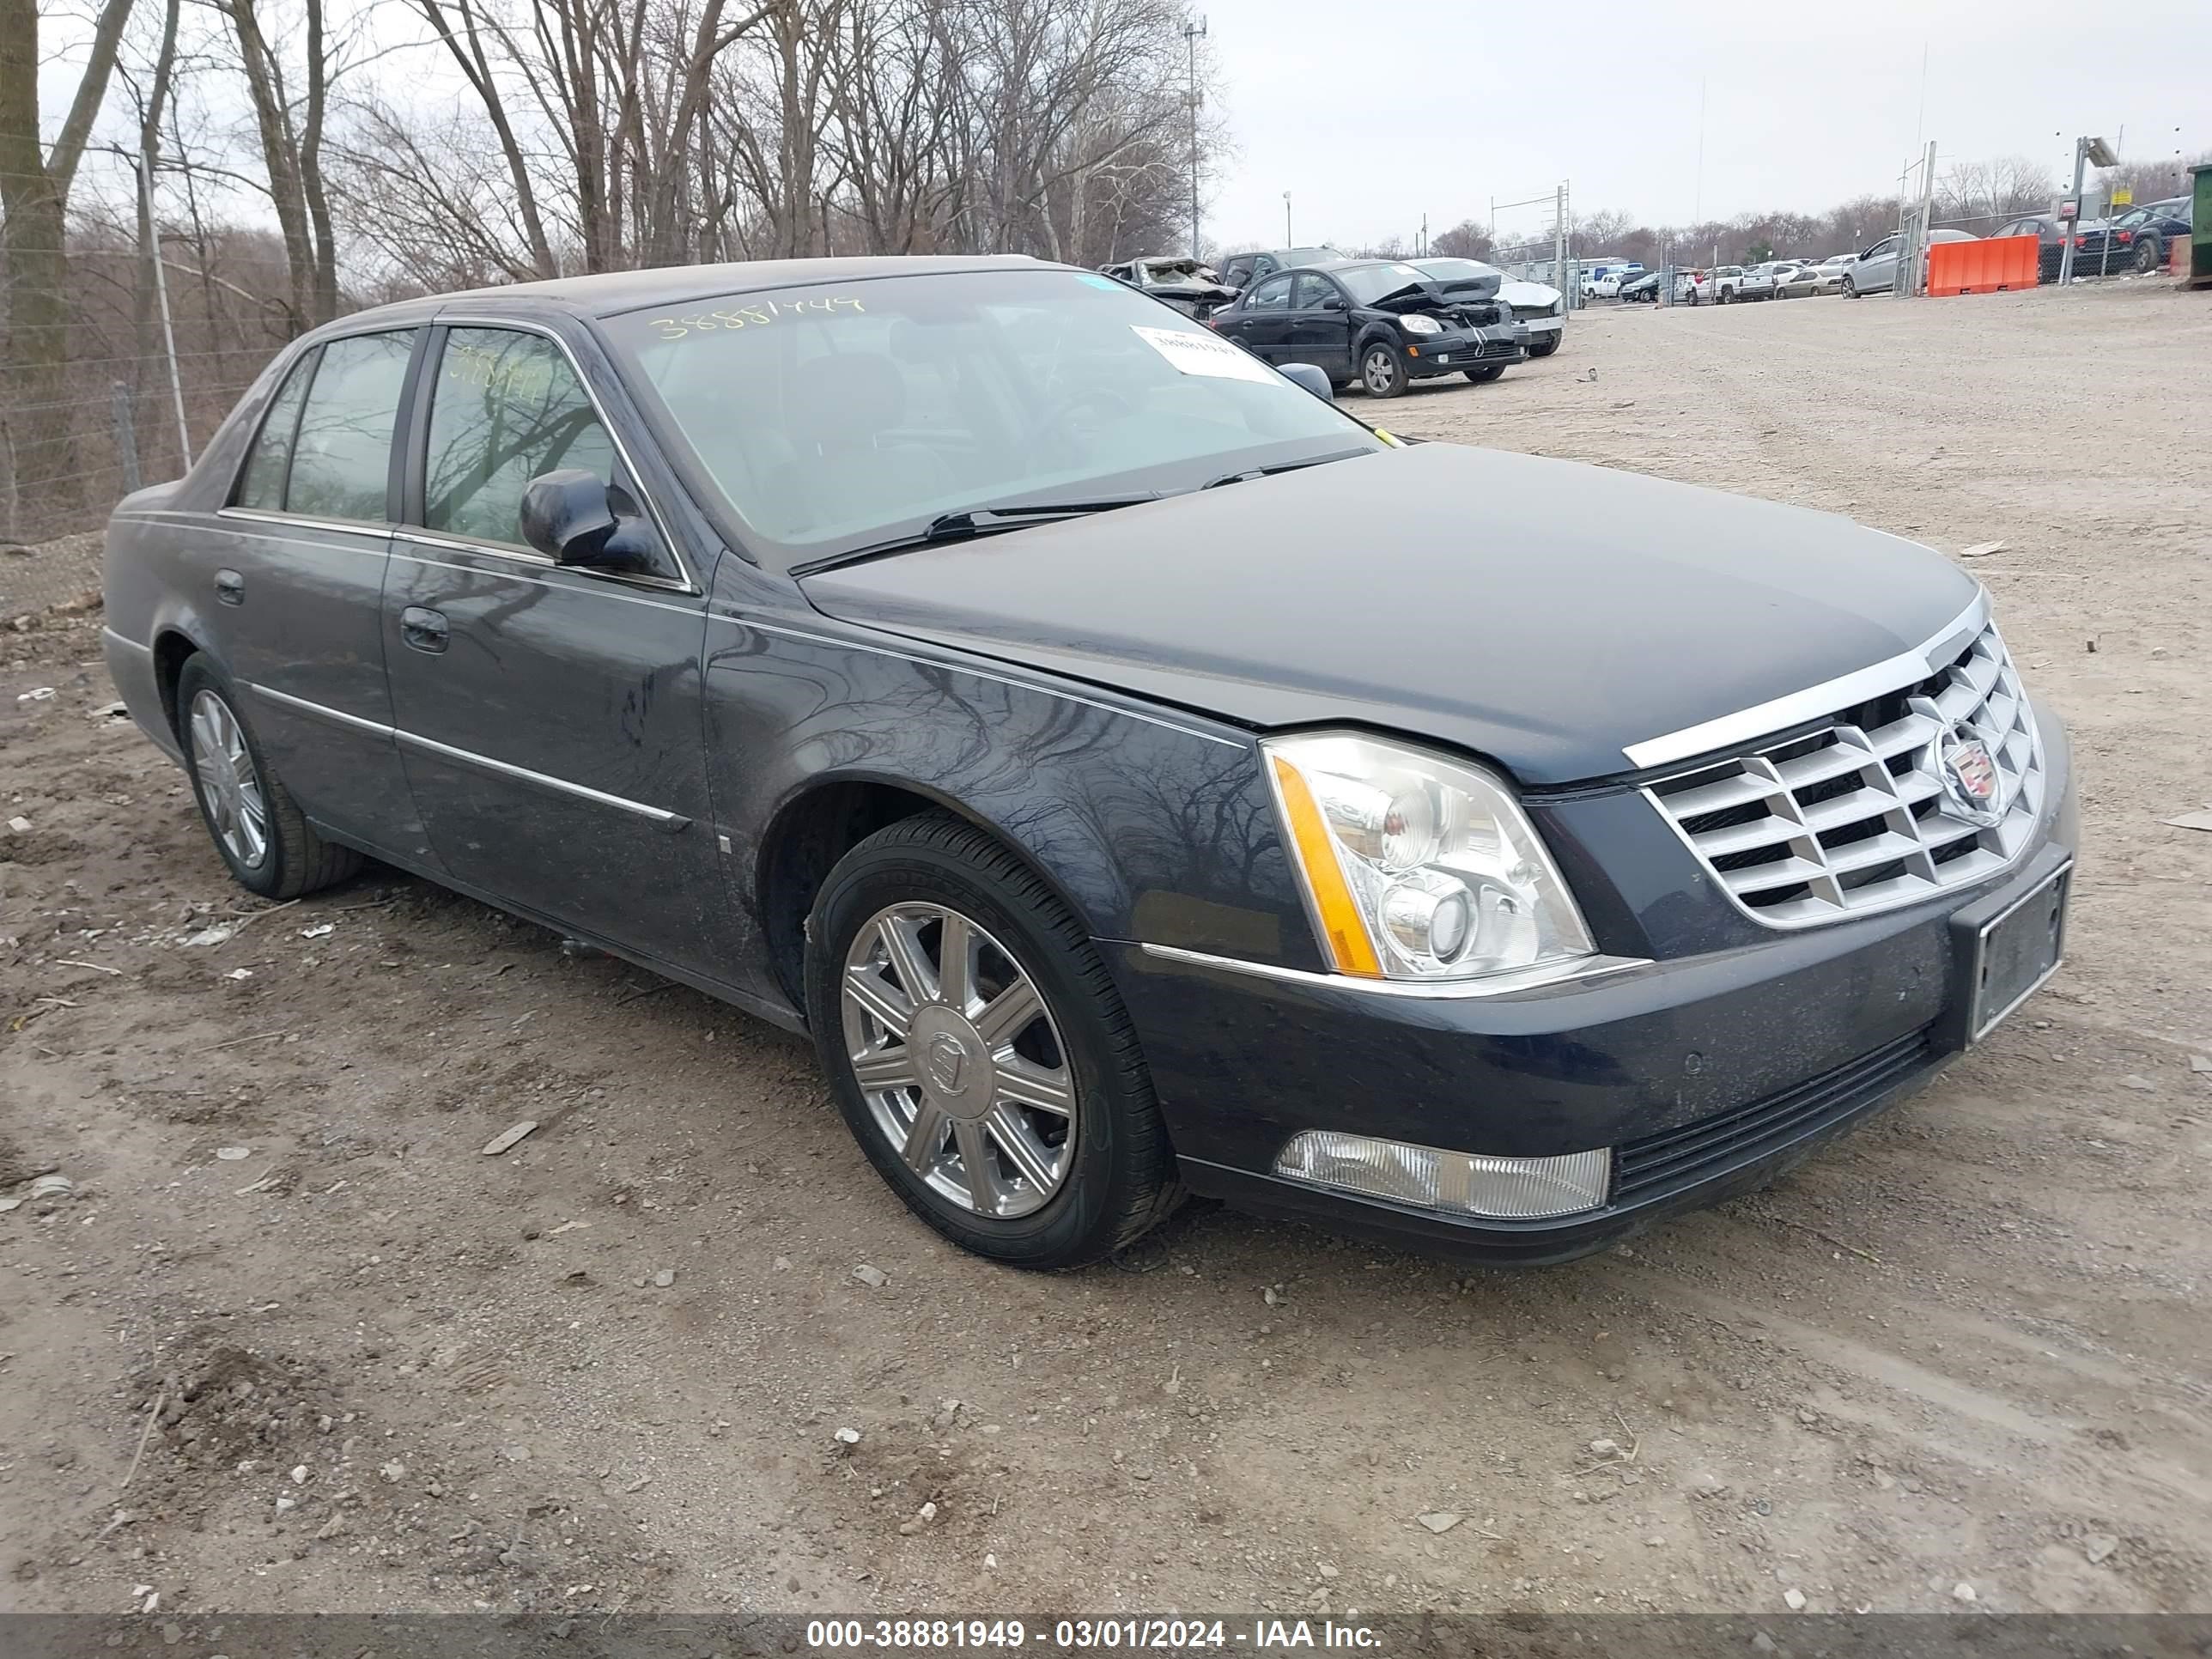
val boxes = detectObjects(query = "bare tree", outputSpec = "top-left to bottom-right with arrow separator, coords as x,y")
1429,219 -> 1491,259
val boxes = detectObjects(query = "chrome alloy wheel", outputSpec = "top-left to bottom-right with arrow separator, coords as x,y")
1361,348 -> 1398,396
840,902 -> 1078,1218
189,689 -> 269,869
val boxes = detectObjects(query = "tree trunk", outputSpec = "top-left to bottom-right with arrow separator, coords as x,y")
0,0 -> 132,534
228,0 -> 314,331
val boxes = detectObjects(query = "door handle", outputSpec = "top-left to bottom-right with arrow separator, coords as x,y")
215,569 -> 244,606
400,606 -> 449,654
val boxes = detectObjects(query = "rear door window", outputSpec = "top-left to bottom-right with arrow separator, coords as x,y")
234,349 -> 319,510
284,331 -> 417,522
422,328 -> 617,547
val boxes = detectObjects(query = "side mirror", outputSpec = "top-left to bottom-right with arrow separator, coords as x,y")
1279,362 -> 1334,401
1319,295 -> 1346,311
519,469 -> 659,574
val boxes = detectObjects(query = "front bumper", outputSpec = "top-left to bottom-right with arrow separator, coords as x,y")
1406,330 -> 1526,377
1516,314 -> 1565,338
1111,719 -> 2076,1265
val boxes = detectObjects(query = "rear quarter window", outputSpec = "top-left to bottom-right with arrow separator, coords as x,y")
283,331 -> 417,523
234,350 -> 319,511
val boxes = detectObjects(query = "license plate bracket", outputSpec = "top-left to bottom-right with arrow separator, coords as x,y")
1963,861 -> 2069,1042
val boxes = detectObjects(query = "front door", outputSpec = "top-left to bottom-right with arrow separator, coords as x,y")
1284,273 -> 1353,380
381,322 -> 735,977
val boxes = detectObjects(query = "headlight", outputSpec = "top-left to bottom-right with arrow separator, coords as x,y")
1262,732 -> 1595,981
1398,313 -> 1443,336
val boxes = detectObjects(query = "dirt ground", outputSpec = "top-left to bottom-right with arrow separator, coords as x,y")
3,283 -> 2209,1622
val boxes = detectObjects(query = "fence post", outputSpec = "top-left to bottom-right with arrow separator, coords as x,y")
112,380 -> 142,497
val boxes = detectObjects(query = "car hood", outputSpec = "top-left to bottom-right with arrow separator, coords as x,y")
1498,279 -> 1560,309
799,443 -> 1978,785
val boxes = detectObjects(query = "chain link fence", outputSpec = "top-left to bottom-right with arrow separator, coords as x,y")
0,242 -> 289,620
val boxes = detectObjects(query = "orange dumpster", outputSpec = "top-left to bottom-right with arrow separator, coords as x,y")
1929,235 -> 2037,296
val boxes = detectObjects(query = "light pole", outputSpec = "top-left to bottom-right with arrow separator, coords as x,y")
1183,17 -> 1207,259
1283,191 -> 1291,246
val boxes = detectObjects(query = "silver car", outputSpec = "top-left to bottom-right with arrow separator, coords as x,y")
1840,228 -> 1977,297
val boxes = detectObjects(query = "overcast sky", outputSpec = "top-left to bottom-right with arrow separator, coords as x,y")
1198,0 -> 2210,251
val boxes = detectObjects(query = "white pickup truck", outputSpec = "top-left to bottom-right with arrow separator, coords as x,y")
1686,265 -> 1747,304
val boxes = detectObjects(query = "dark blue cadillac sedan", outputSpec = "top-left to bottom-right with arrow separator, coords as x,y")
100,257 -> 2075,1269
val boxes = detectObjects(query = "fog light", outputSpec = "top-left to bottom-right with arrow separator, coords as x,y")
1273,1131 -> 1610,1219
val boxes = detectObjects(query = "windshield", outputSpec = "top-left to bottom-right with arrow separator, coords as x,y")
599,268 -> 1380,569
1337,263 -> 1431,305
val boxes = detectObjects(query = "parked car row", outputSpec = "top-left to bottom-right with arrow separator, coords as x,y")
1650,232 -> 1980,306
1998,198 -> 2193,278
1098,246 -> 1572,396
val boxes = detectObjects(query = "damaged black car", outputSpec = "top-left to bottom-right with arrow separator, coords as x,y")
1210,258 -> 1528,398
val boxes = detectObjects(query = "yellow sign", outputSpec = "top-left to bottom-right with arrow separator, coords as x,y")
2112,186 -> 2133,207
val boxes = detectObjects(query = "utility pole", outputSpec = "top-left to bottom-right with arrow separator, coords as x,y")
2057,134 -> 2118,287
137,158 -> 191,471
1283,191 -> 1291,246
1183,17 -> 1207,259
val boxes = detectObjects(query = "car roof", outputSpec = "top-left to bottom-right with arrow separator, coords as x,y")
328,255 -> 1053,329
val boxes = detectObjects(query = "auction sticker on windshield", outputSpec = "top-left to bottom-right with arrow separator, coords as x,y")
1131,324 -> 1279,385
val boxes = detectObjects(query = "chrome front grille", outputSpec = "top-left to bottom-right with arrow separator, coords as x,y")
1645,619 -> 2045,927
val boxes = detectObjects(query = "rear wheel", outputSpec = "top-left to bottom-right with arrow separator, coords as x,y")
1359,342 -> 1409,398
804,811 -> 1181,1268
176,654 -> 362,899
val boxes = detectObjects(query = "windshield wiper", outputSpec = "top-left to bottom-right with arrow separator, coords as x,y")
1198,447 -> 1376,490
791,495 -> 1154,576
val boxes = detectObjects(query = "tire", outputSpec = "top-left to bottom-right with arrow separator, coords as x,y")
2135,237 -> 2162,274
1527,335 -> 1560,358
1358,341 -> 1410,398
1462,364 -> 1506,383
803,811 -> 1182,1269
176,654 -> 363,900
1841,276 -> 1858,298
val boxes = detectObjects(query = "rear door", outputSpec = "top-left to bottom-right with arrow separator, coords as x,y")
381,319 -> 735,973
216,328 -> 422,842
1223,273 -> 1297,362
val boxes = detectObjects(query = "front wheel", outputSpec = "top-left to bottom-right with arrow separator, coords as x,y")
1462,364 -> 1506,383
177,655 -> 362,899
1359,342 -> 1409,398
1527,335 -> 1560,357
1841,276 -> 1858,297
805,812 -> 1181,1268
2135,238 -> 2163,273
